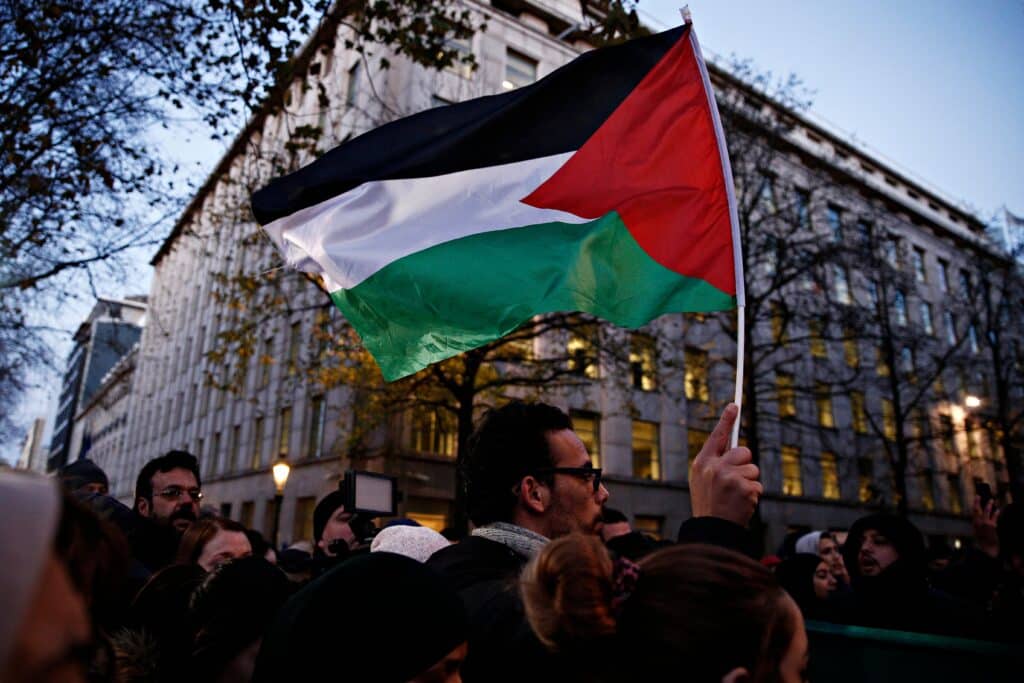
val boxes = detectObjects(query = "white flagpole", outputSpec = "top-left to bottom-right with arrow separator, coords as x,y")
683,7 -> 747,448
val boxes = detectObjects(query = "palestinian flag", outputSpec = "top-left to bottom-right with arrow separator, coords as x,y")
252,22 -> 743,381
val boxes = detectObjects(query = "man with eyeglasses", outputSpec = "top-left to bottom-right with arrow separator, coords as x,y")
134,450 -> 203,535
427,400 -> 761,683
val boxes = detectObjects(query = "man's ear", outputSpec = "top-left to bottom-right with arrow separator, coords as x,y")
720,667 -> 750,683
517,476 -> 549,514
136,497 -> 151,518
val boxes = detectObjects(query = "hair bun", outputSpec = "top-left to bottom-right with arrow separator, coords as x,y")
521,534 -> 617,652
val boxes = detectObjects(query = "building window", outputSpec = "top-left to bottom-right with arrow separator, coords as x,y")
409,407 -> 456,457
288,321 -> 301,374
933,372 -> 946,397
913,247 -> 927,283
567,324 -> 599,378
883,237 -> 899,267
920,471 -> 935,512
684,347 -> 710,402
821,452 -> 840,500
292,496 -> 317,544
251,417 -> 264,470
239,500 -> 255,528
850,391 -> 868,434
920,302 -> 934,336
633,515 -> 664,540
939,414 -> 956,457
875,345 -> 890,377
277,407 -> 292,456
901,346 -> 916,381
966,419 -> 979,459
833,266 -> 851,305
815,382 -> 834,428
843,328 -> 860,368
882,399 -> 896,441
629,334 -> 657,391
894,290 -> 908,326
776,373 -> 796,419
771,302 -> 788,345
443,34 -> 474,79
968,324 -> 979,354
345,61 -> 361,107
794,189 -> 810,229
938,259 -> 950,293
687,427 -> 710,471
227,425 -> 241,473
959,269 -> 972,298
631,421 -> 660,480
809,320 -> 827,358
826,205 -> 842,241
858,457 -> 875,503
947,473 -> 963,514
404,497 -> 450,532
781,446 -> 803,496
261,336 -> 273,387
306,396 -> 326,459
503,48 -> 537,90
209,431 -> 221,478
570,410 -> 601,468
263,497 -> 279,538
856,220 -> 872,245
944,311 -> 957,346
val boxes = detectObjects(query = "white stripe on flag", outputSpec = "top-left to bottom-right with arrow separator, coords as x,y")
262,152 -> 587,291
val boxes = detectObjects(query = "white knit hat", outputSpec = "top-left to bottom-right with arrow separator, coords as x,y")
0,471 -> 61,673
370,525 -> 451,563
794,530 -> 823,556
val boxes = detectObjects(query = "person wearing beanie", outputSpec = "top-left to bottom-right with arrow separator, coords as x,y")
59,458 -> 110,496
0,472 -> 92,683
253,552 -> 468,682
842,512 -> 980,636
371,524 -> 451,562
775,553 -> 838,621
312,490 -> 358,558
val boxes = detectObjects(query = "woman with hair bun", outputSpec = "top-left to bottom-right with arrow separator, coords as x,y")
521,534 -> 808,683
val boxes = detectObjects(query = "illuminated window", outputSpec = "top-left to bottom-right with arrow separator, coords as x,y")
850,391 -> 868,434
771,302 -> 788,345
277,407 -> 292,456
409,407 -> 456,457
631,421 -> 660,480
570,410 -> 601,468
821,452 -> 840,500
405,497 -> 450,532
809,320 -> 827,358
966,419 -> 979,459
882,399 -> 896,441
947,473 -> 963,514
781,446 -> 803,496
629,334 -> 658,391
876,346 -> 890,377
933,373 -> 946,397
687,428 -> 710,471
567,324 -> 599,378
684,347 -> 710,402
307,395 -> 326,459
920,302 -> 934,335
634,515 -> 664,539
776,373 -> 796,418
920,471 -> 935,512
843,328 -> 860,367
503,48 -> 536,90
939,414 -> 956,457
251,417 -> 264,470
858,457 -> 874,503
816,382 -> 835,428
292,496 -> 316,543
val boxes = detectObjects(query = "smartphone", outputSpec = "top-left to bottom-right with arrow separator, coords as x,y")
975,481 -> 994,509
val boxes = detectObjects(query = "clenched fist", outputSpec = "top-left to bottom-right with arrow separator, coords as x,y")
689,404 -> 762,528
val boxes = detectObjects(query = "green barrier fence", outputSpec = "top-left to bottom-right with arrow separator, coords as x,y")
806,621 -> 1022,682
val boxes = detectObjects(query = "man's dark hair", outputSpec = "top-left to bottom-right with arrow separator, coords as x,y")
460,401 -> 572,527
134,450 -> 201,510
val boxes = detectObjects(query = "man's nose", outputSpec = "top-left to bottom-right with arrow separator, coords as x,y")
597,483 -> 610,502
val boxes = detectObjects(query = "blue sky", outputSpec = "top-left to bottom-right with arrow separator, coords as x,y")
643,0 -> 1024,220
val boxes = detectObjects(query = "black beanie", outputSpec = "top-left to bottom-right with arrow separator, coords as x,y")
775,553 -> 824,611
59,458 -> 109,493
312,490 -> 346,543
842,512 -> 926,578
253,552 -> 467,682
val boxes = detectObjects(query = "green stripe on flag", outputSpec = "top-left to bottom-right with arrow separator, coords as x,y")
331,211 -> 735,380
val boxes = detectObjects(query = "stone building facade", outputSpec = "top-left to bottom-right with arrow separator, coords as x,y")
107,0 -> 1017,550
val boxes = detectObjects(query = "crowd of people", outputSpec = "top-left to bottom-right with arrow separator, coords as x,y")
1,401 -> 1021,682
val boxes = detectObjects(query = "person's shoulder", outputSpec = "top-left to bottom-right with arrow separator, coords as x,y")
428,535 -> 523,571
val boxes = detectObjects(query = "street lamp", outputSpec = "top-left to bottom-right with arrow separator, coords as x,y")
271,457 -> 291,549
964,395 -> 982,409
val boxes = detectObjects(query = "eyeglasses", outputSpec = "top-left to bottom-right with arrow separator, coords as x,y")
154,486 -> 203,502
535,466 -> 604,493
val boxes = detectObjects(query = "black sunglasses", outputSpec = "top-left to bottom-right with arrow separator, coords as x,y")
535,466 -> 604,492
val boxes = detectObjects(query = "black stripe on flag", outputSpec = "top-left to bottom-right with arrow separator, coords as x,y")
251,26 -> 686,225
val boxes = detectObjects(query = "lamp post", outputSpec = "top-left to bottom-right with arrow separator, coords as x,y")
964,395 -> 982,409
271,456 -> 291,550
